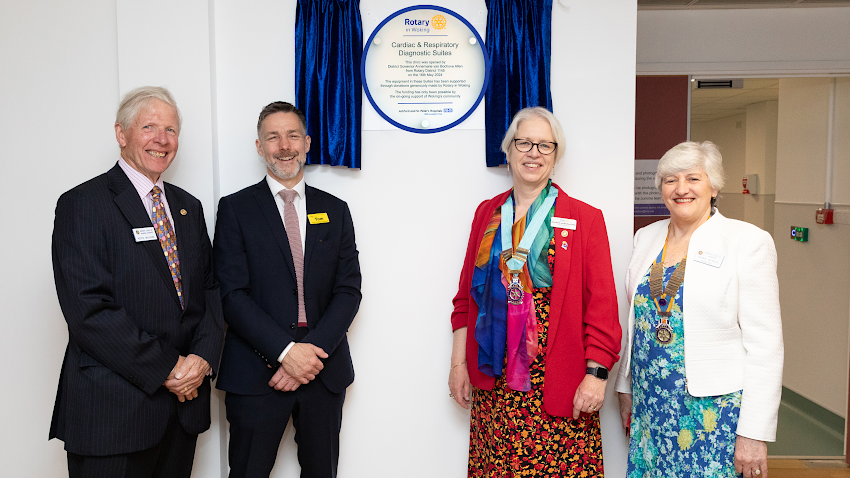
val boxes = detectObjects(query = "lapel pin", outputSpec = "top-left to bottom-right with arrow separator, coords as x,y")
561,230 -> 568,237
180,209 -> 187,216
561,241 -> 568,250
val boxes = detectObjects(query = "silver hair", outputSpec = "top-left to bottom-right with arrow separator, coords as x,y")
115,86 -> 182,133
655,141 -> 726,192
500,107 -> 566,163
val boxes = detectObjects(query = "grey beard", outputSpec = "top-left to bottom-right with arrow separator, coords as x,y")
267,158 -> 305,181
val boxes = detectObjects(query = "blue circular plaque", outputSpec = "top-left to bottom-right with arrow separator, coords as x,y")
361,5 -> 490,134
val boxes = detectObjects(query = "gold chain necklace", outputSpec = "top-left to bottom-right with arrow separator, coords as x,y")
649,233 -> 686,345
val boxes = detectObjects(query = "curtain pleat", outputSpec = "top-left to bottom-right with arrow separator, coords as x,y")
484,0 -> 553,167
295,0 -> 362,168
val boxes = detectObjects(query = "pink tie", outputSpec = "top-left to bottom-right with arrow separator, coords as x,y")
280,189 -> 307,327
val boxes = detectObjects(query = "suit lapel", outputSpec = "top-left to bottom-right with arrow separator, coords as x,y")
303,186 -> 321,274
252,180 -> 296,279
107,165 -> 180,306
166,184 -> 193,310
546,185 -> 573,347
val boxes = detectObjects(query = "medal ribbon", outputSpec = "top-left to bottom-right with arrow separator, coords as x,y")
649,235 -> 687,317
649,234 -> 687,345
501,187 -> 559,274
495,186 -> 558,391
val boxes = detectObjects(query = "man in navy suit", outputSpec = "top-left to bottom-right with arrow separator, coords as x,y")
213,101 -> 361,478
50,86 -> 224,478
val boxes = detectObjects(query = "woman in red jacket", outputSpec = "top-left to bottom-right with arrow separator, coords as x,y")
449,107 -> 622,477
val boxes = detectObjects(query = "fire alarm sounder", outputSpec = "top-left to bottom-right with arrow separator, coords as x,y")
816,208 -> 834,224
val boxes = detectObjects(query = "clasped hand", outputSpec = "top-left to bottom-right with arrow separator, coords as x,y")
268,365 -> 301,392
281,343 -> 328,384
163,354 -> 210,402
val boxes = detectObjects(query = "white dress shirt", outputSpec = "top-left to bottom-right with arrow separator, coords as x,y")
118,158 -> 175,229
266,175 -> 306,252
265,175 -> 307,363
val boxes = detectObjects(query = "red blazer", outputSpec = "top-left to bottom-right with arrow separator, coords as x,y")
451,184 -> 621,417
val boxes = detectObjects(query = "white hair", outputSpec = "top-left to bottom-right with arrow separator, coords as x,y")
116,86 -> 182,133
655,141 -> 726,192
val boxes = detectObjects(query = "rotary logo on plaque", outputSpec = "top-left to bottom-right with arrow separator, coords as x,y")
432,14 -> 447,30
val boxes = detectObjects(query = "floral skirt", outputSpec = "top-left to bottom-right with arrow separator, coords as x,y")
468,286 -> 603,478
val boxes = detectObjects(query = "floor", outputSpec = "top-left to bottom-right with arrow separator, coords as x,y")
768,394 -> 845,458
770,459 -> 850,478
764,388 -> 849,476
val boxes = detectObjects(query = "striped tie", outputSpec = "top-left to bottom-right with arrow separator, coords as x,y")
280,189 -> 307,327
151,186 -> 183,308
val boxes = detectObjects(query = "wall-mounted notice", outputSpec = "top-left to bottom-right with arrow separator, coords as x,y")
361,5 -> 489,134
635,159 -> 669,216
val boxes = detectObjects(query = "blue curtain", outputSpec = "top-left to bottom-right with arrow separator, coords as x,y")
484,0 -> 553,167
295,0 -> 362,169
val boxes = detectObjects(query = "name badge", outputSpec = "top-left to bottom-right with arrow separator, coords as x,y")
551,217 -> 577,230
692,250 -> 724,268
133,227 -> 158,242
308,213 -> 329,224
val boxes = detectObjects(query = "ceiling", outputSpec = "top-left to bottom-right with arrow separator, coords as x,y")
690,78 -> 779,122
639,0 -> 850,8
640,1 -> 847,120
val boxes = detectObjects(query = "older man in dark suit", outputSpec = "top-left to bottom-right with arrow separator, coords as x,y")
50,86 -> 224,478
213,101 -> 361,478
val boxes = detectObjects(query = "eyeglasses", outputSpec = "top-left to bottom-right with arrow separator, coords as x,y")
513,138 -> 557,155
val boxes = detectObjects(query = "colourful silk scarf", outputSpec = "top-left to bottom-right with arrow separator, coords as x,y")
471,182 -> 555,391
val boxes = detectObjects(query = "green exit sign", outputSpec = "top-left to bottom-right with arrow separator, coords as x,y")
790,226 -> 808,242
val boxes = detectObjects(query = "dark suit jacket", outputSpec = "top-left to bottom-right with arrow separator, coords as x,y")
213,180 -> 361,396
50,164 -> 224,456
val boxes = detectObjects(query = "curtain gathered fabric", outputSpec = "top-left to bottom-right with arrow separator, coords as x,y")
295,0 -> 362,169
484,0 -> 553,167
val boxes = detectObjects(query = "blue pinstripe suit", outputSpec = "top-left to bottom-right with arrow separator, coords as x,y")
50,164 -> 224,457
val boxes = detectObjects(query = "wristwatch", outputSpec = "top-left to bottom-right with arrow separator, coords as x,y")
586,366 -> 609,380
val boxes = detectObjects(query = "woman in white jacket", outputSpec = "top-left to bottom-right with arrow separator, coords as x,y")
615,141 -> 783,478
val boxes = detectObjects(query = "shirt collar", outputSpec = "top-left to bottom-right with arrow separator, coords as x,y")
118,157 -> 165,198
265,174 -> 306,200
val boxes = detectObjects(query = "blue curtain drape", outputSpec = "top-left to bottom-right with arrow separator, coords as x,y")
484,0 -> 553,167
295,0 -> 362,169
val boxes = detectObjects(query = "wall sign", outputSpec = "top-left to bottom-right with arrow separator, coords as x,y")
634,159 -> 669,216
361,5 -> 489,134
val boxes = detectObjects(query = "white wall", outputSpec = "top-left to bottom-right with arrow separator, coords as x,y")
0,0 -> 636,476
637,8 -> 850,76
775,78 -> 850,417
743,100 -> 778,235
0,1 -> 120,476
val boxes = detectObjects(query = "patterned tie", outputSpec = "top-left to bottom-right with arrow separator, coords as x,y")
280,189 -> 307,327
151,186 -> 183,309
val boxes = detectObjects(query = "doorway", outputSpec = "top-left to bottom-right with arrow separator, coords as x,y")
689,76 -> 850,459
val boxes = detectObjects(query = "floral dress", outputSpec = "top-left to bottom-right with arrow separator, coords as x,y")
469,238 -> 603,478
628,251 -> 742,478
